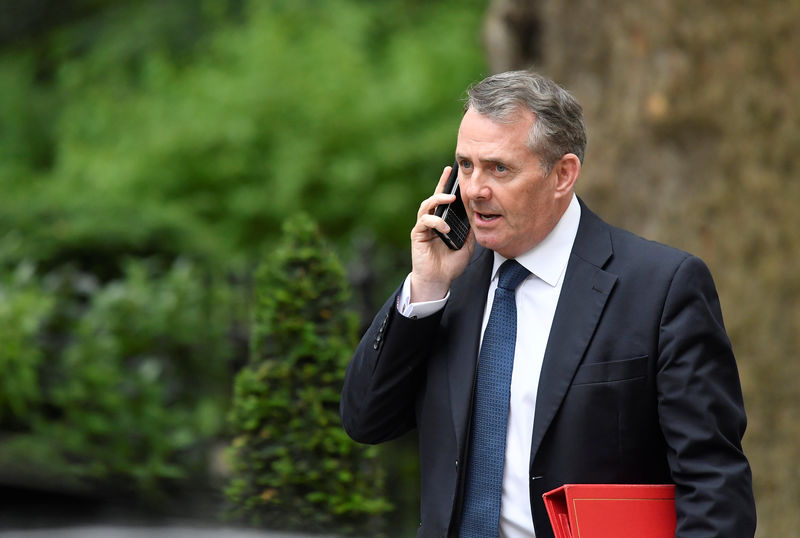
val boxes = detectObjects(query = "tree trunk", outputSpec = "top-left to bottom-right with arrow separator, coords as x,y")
483,1 -> 800,535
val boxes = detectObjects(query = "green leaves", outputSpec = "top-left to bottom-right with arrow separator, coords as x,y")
0,265 -> 53,423
0,259 -> 235,499
0,0 -> 485,527
225,214 -> 390,534
0,0 -> 484,279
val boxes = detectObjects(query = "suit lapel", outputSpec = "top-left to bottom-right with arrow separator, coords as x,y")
447,247 -> 493,453
529,202 -> 618,464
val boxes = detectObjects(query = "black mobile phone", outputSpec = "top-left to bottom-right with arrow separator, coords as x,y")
434,161 -> 470,250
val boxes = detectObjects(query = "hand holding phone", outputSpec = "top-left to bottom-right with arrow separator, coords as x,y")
433,162 -> 471,250
408,162 -> 474,302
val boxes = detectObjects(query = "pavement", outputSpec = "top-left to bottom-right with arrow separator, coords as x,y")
0,486 -> 344,537
0,526 -> 339,538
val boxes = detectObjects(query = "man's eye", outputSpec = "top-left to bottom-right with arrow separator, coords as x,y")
495,163 -> 507,173
460,160 -> 472,170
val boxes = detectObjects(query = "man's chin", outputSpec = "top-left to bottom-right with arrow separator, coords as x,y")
473,231 -> 504,252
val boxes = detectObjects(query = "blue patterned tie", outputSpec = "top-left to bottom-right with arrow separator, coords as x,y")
459,259 -> 530,538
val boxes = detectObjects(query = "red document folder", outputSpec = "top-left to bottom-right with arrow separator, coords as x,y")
542,484 -> 676,538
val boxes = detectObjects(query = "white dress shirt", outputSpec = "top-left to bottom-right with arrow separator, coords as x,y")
398,194 -> 581,537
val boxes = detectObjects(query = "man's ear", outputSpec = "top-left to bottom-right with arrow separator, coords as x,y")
554,153 -> 581,198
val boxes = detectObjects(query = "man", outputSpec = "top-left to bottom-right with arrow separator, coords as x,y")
340,71 -> 756,537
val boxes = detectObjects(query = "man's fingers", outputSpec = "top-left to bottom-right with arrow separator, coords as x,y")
417,166 -> 457,218
434,166 -> 453,194
418,192 -> 457,219
420,213 -> 450,233
412,214 -> 451,240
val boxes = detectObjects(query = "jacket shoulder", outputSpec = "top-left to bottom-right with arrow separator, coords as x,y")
577,199 -> 695,273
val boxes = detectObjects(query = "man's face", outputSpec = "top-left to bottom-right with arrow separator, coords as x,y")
455,107 -> 566,259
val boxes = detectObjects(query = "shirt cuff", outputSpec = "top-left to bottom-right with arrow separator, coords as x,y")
396,273 -> 449,319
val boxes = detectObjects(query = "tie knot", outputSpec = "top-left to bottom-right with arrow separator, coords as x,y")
497,259 -> 530,291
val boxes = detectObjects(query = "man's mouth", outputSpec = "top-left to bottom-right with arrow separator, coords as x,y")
475,212 -> 501,222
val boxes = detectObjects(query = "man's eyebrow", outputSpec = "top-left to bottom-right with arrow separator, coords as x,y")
454,153 -> 506,164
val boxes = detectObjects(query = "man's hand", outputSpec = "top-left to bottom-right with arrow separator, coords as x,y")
410,165 -> 476,302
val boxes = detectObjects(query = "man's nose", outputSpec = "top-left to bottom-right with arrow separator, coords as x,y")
462,170 -> 489,200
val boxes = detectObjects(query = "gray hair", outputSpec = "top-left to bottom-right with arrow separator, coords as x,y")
464,71 -> 586,174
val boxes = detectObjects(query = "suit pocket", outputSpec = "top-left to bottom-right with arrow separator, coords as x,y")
572,355 -> 648,385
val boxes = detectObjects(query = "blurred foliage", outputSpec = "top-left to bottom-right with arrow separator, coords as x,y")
0,263 -> 54,425
225,215 -> 389,534
0,0 -> 486,286
0,259 -> 235,499
0,0 -> 485,528
41,260 -> 232,488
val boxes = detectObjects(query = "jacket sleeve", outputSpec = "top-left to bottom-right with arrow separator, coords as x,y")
656,255 -> 757,537
340,287 -> 443,444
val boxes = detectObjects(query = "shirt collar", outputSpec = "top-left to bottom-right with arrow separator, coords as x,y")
490,193 -> 581,287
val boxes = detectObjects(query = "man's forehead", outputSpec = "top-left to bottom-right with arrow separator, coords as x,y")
456,108 -> 534,156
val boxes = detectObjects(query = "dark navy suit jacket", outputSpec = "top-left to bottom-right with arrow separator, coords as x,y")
341,199 -> 756,537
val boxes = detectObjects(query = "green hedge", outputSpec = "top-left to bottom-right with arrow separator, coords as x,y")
0,260 -> 236,499
0,264 -> 54,426
225,215 -> 389,534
